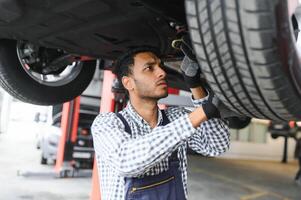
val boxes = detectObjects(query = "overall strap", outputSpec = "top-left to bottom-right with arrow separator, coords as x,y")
160,110 -> 178,161
117,110 -> 178,161
116,110 -> 170,135
116,113 -> 132,135
160,109 -> 170,126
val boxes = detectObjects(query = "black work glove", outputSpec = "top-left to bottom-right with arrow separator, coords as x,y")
202,90 -> 221,120
180,56 -> 203,88
179,36 -> 202,88
202,88 -> 241,119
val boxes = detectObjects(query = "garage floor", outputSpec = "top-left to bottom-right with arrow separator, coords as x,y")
187,156 -> 300,200
0,120 -> 300,200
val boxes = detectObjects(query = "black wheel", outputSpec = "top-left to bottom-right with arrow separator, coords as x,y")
185,0 -> 301,121
40,156 -> 47,165
0,39 -> 96,105
227,116 -> 251,129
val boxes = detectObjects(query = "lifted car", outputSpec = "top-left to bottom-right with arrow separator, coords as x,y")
0,0 -> 300,121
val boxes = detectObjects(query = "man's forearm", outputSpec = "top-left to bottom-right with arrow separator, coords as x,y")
190,86 -> 207,100
188,107 -> 207,128
188,86 -> 208,128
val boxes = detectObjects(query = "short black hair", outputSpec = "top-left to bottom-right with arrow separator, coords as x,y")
113,46 -> 160,86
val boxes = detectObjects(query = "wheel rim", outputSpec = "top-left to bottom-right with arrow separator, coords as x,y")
287,0 -> 301,96
16,41 -> 83,87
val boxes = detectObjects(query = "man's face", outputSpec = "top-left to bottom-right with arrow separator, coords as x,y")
128,52 -> 168,100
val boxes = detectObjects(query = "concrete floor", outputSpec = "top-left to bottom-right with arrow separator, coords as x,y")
0,120 -> 300,200
187,156 -> 300,200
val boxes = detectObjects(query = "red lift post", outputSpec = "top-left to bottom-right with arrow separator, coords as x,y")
90,70 -> 116,200
55,96 -> 80,177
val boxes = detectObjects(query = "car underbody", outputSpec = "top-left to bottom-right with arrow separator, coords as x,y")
0,0 -> 301,122
0,0 -> 185,59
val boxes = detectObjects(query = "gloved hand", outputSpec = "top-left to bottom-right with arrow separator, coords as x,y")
179,36 -> 202,88
181,56 -> 203,88
202,89 -> 241,120
217,103 -> 241,119
202,90 -> 221,120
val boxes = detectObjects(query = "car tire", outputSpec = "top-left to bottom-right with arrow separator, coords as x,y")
185,0 -> 301,121
0,39 -> 96,105
227,116 -> 251,129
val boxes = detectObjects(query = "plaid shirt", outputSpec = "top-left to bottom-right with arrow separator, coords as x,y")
91,97 -> 230,200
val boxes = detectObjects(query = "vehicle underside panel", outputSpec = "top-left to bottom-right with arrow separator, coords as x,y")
0,0 -> 185,59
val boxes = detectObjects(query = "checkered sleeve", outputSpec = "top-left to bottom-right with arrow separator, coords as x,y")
91,112 -> 196,177
187,97 -> 230,156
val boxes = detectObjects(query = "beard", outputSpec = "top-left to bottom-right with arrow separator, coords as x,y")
134,79 -> 168,100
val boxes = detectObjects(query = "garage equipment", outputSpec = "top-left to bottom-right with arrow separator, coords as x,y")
54,95 -> 98,177
54,97 -> 81,177
90,70 -> 117,200
268,121 -> 298,163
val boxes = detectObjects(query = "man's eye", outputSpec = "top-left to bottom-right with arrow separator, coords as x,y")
145,66 -> 152,70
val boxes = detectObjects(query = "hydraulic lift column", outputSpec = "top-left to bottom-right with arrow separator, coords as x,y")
90,70 -> 116,200
55,96 -> 80,177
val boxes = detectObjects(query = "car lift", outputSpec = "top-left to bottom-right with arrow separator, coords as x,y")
281,121 -> 298,163
90,70 -> 118,200
54,94 -> 100,177
54,96 -> 81,177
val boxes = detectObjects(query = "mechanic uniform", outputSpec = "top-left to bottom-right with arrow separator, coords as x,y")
91,97 -> 230,200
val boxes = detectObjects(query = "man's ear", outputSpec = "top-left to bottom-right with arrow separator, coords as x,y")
122,76 -> 134,91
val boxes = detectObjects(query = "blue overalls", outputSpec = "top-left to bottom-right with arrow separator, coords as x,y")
116,110 -> 186,200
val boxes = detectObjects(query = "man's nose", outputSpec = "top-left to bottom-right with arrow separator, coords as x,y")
157,66 -> 166,79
